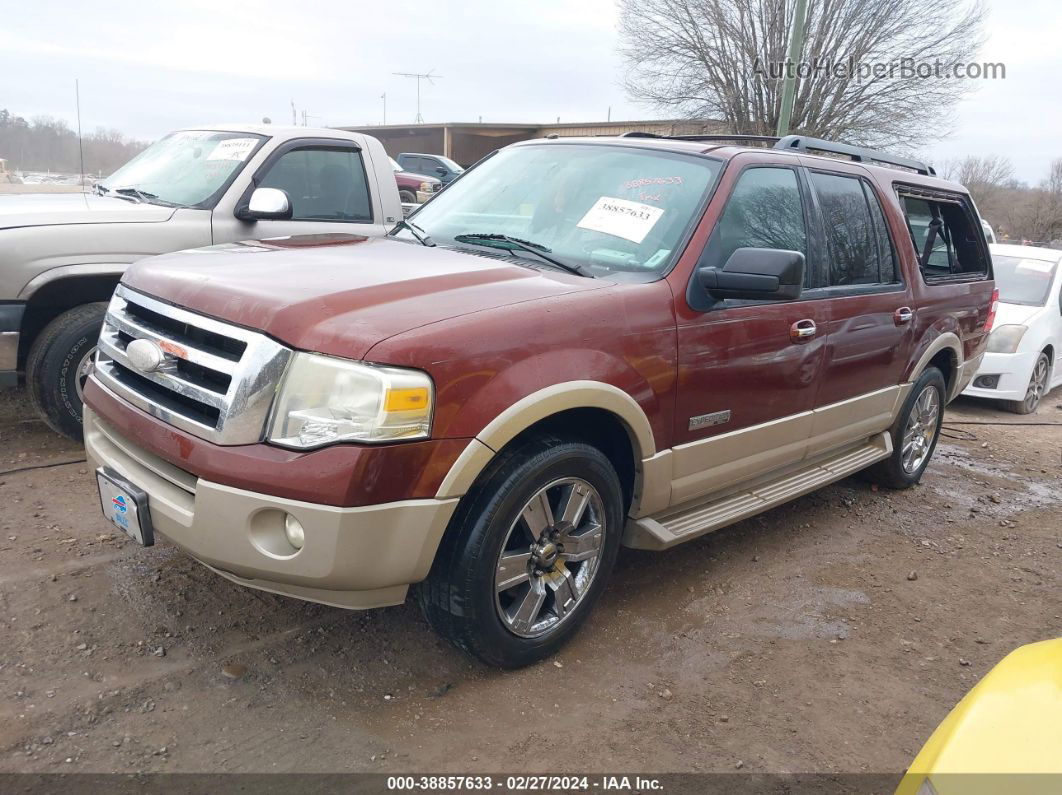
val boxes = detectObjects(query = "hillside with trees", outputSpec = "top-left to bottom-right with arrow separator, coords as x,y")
0,109 -> 149,177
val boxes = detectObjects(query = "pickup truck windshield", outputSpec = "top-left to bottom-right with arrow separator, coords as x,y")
992,255 -> 1059,306
100,130 -> 266,208
398,144 -> 722,280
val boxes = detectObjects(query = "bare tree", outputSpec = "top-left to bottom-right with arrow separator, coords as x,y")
618,0 -> 986,149
941,155 -> 1015,191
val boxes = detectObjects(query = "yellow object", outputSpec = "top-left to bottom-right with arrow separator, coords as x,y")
896,638 -> 1062,795
385,387 -> 430,412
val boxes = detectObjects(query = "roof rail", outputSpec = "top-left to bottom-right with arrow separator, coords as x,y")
773,135 -> 936,176
620,131 -> 782,145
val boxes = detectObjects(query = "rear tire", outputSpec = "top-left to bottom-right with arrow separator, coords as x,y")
26,303 -> 107,441
865,367 -> 946,489
1002,352 -> 1050,415
417,435 -> 623,668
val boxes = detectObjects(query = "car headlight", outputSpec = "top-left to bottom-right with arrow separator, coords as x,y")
986,324 -> 1027,354
419,181 -> 431,192
267,353 -> 433,449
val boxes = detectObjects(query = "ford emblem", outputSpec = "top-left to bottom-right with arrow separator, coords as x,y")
126,339 -> 166,374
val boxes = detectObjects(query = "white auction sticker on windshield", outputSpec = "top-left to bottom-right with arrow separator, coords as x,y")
577,197 -> 664,244
207,138 -> 259,162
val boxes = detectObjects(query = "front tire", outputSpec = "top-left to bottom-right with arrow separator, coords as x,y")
866,366 -> 946,489
26,303 -> 107,440
417,435 -> 623,668
398,189 -> 416,203
1003,352 -> 1050,415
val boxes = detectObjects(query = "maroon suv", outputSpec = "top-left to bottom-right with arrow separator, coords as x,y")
390,156 -> 441,203
83,134 -> 995,667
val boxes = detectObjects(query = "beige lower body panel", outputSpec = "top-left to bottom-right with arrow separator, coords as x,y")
625,431 -> 892,550
84,408 -> 458,610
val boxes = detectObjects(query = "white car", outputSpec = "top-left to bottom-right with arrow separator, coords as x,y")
963,243 -> 1062,413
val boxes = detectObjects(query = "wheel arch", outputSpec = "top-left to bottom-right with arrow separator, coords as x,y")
907,331 -> 963,402
435,381 -> 658,516
17,266 -> 121,367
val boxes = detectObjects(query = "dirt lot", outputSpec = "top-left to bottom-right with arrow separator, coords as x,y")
0,386 -> 1059,777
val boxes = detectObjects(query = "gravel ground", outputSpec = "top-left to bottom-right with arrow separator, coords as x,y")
0,385 -> 1059,776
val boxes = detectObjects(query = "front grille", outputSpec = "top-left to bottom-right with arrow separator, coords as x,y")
94,285 -> 292,445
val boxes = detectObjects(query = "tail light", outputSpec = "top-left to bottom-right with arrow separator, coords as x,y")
984,288 -> 999,332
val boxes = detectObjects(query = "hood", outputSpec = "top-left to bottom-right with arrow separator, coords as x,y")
994,302 -> 1043,327
0,193 -> 176,230
122,234 -> 605,359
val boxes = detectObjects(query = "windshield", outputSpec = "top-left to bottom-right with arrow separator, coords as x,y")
101,130 -> 266,207
397,144 -> 722,280
992,254 -> 1060,306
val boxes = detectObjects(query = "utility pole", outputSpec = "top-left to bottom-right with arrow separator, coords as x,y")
291,100 -> 297,125
381,92 -> 387,125
75,79 -> 85,181
775,0 -> 808,137
393,70 -> 442,123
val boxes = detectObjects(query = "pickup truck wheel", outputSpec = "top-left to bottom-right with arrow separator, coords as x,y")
398,189 -> 416,203
26,303 -> 107,441
1002,352 -> 1050,415
417,436 -> 623,668
866,366 -> 946,489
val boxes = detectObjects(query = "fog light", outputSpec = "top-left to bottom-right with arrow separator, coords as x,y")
284,514 -> 305,550
974,374 -> 1000,389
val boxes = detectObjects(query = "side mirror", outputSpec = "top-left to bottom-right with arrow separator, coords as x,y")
235,187 -> 292,221
435,166 -> 447,176
698,247 -> 805,301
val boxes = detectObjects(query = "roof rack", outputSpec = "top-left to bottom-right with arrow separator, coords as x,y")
774,135 -> 936,176
617,130 -> 936,176
620,131 -> 782,145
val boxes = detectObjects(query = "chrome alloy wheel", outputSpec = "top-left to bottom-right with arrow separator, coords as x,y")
74,346 -> 97,402
1022,354 -> 1050,413
494,477 -> 606,638
901,385 -> 940,474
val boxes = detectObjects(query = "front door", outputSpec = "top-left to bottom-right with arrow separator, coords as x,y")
212,140 -> 384,244
671,164 -> 831,506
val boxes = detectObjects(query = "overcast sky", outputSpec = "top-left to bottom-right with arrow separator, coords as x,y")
0,0 -> 1057,183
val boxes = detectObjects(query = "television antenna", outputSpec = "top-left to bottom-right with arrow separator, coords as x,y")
393,69 -> 442,123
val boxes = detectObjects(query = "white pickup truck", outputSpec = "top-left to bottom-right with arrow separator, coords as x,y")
0,124 -> 403,438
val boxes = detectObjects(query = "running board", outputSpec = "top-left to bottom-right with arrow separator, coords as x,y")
624,432 -> 892,551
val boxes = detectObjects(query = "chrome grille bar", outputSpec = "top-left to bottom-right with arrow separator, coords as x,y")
92,285 -> 292,445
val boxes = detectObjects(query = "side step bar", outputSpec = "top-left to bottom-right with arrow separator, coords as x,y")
624,432 -> 892,551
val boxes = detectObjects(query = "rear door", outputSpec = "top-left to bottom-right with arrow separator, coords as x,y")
211,138 -> 383,244
804,167 -> 915,456
671,162 -> 832,505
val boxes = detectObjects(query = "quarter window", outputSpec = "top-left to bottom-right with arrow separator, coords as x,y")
702,167 -> 808,274
810,172 -> 892,286
900,194 -> 989,281
256,147 -> 372,222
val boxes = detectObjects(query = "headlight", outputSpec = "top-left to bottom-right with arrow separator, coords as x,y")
268,353 -> 433,449
986,324 -> 1027,354
419,181 -> 431,192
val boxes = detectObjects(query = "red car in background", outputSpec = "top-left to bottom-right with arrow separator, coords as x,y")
389,157 -> 441,203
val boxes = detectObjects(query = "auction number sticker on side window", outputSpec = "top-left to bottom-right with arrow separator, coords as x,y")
577,196 -> 664,244
207,138 -> 259,162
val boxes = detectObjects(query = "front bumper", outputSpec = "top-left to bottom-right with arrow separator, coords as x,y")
961,351 -> 1037,402
0,303 -> 25,388
84,406 -> 459,609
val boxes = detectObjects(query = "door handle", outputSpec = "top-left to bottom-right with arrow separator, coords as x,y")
790,319 -> 817,343
894,307 -> 914,325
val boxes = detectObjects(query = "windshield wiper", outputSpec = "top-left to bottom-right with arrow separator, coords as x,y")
391,219 -> 436,247
452,233 -> 593,278
112,186 -> 159,204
